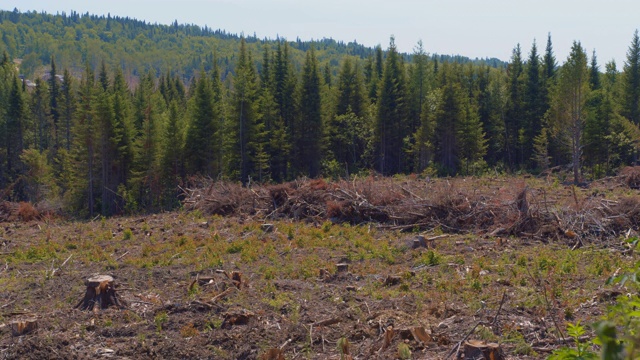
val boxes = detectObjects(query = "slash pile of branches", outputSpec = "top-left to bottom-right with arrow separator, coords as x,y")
181,174 -> 640,243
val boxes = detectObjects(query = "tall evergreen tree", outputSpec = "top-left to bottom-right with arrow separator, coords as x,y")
60,68 -> 75,151
31,78 -> 50,151
6,75 -> 26,187
184,71 -> 218,176
225,37 -> 265,184
434,76 -> 464,175
159,100 -> 183,209
111,67 -> 134,208
273,40 -> 296,178
623,30 -> 640,125
408,40 -> 430,139
49,55 -> 60,150
70,64 -> 98,217
458,98 -> 487,174
523,40 -> 544,168
294,46 -> 323,178
549,41 -> 590,184
329,56 -> 367,174
589,49 -> 601,90
505,44 -> 525,168
374,37 -> 408,175
368,45 -> 384,102
94,68 -> 116,215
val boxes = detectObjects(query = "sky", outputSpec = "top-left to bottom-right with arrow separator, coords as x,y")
2,0 -> 639,66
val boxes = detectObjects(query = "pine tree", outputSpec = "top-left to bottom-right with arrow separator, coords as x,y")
374,37 -> 408,175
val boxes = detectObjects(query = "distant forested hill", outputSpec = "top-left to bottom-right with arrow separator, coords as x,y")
0,8 -> 505,81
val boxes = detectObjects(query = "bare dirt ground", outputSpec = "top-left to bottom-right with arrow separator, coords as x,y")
0,174 -> 637,359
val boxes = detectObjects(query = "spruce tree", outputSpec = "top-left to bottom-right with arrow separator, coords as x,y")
70,64 -> 98,217
273,40 -> 296,178
375,37 -> 408,175
330,57 -> 367,174
414,88 -> 440,172
60,69 -> 75,151
458,98 -> 487,174
294,46 -> 323,178
159,100 -> 184,209
523,40 -> 544,168
6,75 -> 26,185
549,41 -> 590,184
590,50 -> 601,90
434,78 -> 463,175
31,78 -> 50,151
49,55 -> 60,150
368,45 -> 384,102
225,37 -> 265,184
505,44 -> 525,168
95,70 -> 116,215
184,71 -> 218,176
623,30 -> 640,125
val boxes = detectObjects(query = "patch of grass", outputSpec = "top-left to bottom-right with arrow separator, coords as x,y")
154,311 -> 168,332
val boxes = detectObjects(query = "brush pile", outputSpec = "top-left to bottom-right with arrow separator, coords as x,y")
182,174 -> 640,243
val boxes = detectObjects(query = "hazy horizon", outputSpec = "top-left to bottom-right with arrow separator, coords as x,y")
2,0 -> 638,66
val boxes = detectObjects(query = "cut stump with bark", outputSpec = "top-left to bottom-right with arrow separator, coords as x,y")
459,340 -> 505,360
10,318 -> 37,336
75,275 -> 125,311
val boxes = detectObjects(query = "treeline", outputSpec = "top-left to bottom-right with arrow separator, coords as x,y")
0,9 -> 500,80
1,10 -> 640,218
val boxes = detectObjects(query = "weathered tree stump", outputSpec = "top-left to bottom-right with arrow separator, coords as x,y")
75,275 -> 124,311
459,340 -> 505,360
10,318 -> 37,336
336,263 -> 349,272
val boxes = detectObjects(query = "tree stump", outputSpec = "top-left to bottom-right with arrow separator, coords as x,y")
75,275 -> 124,311
10,318 -> 37,336
459,340 -> 505,360
336,263 -> 349,273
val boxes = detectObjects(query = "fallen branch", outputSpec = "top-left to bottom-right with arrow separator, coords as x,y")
314,317 -> 342,327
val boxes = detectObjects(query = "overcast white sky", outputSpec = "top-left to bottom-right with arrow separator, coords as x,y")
2,0 -> 639,66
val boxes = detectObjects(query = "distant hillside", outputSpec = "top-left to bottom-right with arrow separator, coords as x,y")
0,8 -> 506,81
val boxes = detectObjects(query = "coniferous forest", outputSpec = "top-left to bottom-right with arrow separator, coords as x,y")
1,9 -> 640,217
